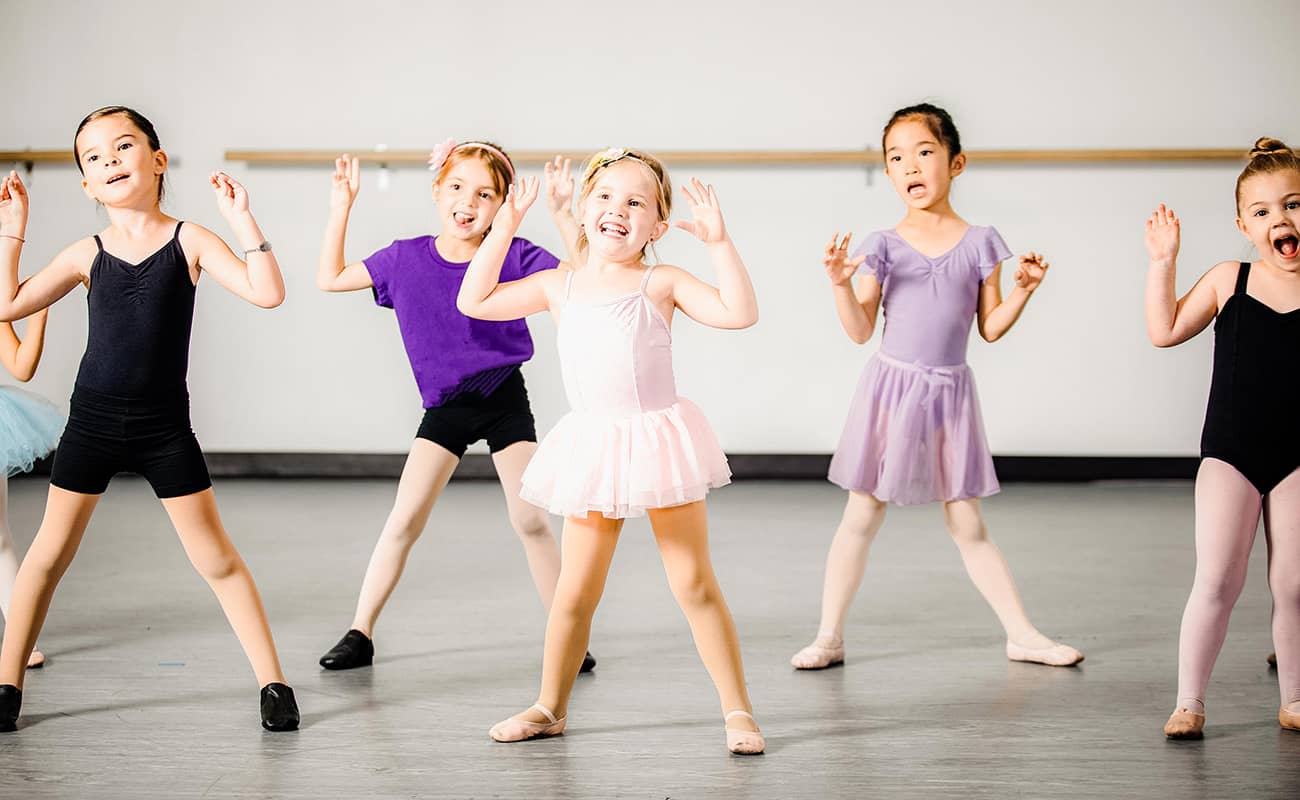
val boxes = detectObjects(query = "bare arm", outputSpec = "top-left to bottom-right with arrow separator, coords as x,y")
544,156 -> 582,265
666,179 -> 758,329
976,252 -> 1047,342
1143,204 -> 1223,347
0,308 -> 48,382
193,172 -> 285,308
318,155 -> 375,292
457,177 -> 555,320
0,172 -> 89,321
823,233 -> 879,344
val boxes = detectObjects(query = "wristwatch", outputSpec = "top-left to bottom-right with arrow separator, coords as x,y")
244,241 -> 272,255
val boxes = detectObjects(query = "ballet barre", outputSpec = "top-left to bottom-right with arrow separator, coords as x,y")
220,148 -> 1246,165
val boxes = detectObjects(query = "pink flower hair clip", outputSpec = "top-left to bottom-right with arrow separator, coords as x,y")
428,137 -> 458,174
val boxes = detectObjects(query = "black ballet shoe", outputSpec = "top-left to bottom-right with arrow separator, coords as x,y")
1268,652 -> 1277,668
319,629 -> 374,670
0,685 -> 21,733
580,651 -> 597,674
260,683 -> 300,732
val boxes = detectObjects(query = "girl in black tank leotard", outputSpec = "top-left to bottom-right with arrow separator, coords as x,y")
1144,137 -> 1300,741
0,107 -> 298,732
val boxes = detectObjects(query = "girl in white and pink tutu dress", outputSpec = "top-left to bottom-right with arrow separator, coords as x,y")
457,148 -> 764,755
791,104 -> 1085,671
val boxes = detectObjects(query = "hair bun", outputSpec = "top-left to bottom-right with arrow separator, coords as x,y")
1249,137 -> 1294,159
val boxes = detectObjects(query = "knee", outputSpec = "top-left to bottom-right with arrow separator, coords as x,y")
380,510 -> 427,548
550,586 -> 600,624
192,548 -> 244,583
667,565 -> 722,610
1270,573 -> 1300,607
1192,568 -> 1247,607
946,518 -> 988,546
509,508 -> 552,542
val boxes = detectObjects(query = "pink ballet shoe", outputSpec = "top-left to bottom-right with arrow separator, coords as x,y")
1164,707 -> 1205,739
26,649 -> 45,670
724,710 -> 765,755
1280,707 -> 1300,732
489,703 -> 566,743
790,639 -> 844,670
1006,639 -> 1084,667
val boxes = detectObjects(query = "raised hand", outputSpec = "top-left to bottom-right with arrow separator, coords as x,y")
1013,251 -> 1049,291
672,178 -> 727,243
331,154 -> 360,210
543,156 -> 573,215
0,171 -> 30,232
491,176 -> 540,233
210,171 -> 250,221
824,233 -> 866,286
1145,203 -> 1180,263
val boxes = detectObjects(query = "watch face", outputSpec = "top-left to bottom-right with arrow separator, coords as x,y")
259,242 -> 273,251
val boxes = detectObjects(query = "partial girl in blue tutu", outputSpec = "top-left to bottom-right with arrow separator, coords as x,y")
0,307 -> 61,668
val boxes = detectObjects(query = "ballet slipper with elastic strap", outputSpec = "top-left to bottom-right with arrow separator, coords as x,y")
725,710 -> 765,755
490,703 -> 566,742
790,636 -> 844,670
26,649 -> 44,669
1163,707 -> 1205,739
1006,639 -> 1084,667
1280,707 -> 1300,732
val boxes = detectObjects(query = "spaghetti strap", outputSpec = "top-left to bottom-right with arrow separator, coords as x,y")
92,235 -> 103,252
173,220 -> 185,240
639,264 -> 657,293
563,270 -> 575,300
1234,262 -> 1251,295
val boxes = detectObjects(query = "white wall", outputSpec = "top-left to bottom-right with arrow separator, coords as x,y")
1,0 -> 1292,455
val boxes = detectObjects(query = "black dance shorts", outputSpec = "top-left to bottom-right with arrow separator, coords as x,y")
49,386 -> 213,499
416,368 -> 538,459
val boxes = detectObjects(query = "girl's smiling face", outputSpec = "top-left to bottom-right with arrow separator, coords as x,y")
75,113 -> 166,206
1236,169 -> 1300,271
432,156 -> 504,242
580,159 -> 668,260
883,118 -> 964,210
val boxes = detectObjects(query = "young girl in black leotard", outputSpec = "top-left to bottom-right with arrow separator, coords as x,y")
1145,137 -> 1300,739
0,107 -> 299,733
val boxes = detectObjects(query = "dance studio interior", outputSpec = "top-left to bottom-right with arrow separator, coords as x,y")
0,1 -> 1296,797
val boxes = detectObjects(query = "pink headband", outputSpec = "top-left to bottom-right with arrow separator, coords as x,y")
427,138 -> 515,181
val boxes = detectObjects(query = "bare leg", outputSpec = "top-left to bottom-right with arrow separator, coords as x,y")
349,440 -> 460,636
161,489 -> 286,687
792,491 -> 886,667
491,442 -> 561,612
0,486 -> 99,688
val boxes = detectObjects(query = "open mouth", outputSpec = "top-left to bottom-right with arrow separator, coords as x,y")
599,221 -> 629,238
106,174 -> 129,185
1274,234 -> 1299,258
453,211 -> 476,226
906,181 -> 925,197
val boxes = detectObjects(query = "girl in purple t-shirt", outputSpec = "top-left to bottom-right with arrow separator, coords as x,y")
315,141 -> 596,673
791,104 -> 1084,672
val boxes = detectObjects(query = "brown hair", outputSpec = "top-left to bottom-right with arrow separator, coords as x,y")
576,148 -> 672,257
1235,137 -> 1300,212
73,106 -> 166,202
436,141 -> 515,197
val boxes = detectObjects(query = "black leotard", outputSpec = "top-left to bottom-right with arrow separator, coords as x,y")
1200,262 -> 1300,494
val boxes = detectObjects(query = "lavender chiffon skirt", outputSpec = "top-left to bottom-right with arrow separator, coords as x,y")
828,353 -> 1000,505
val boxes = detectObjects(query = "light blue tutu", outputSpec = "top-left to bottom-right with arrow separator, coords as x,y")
0,385 -> 65,476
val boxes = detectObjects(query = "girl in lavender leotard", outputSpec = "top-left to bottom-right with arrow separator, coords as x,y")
791,104 -> 1084,671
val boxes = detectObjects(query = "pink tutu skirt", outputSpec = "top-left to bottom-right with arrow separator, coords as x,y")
520,397 -> 731,519
828,353 -> 999,506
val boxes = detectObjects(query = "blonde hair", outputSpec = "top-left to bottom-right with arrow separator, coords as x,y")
576,148 -> 672,257
1235,137 -> 1300,212
437,141 -> 515,197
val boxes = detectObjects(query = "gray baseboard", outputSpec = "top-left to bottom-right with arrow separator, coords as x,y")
13,452 -> 1201,481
